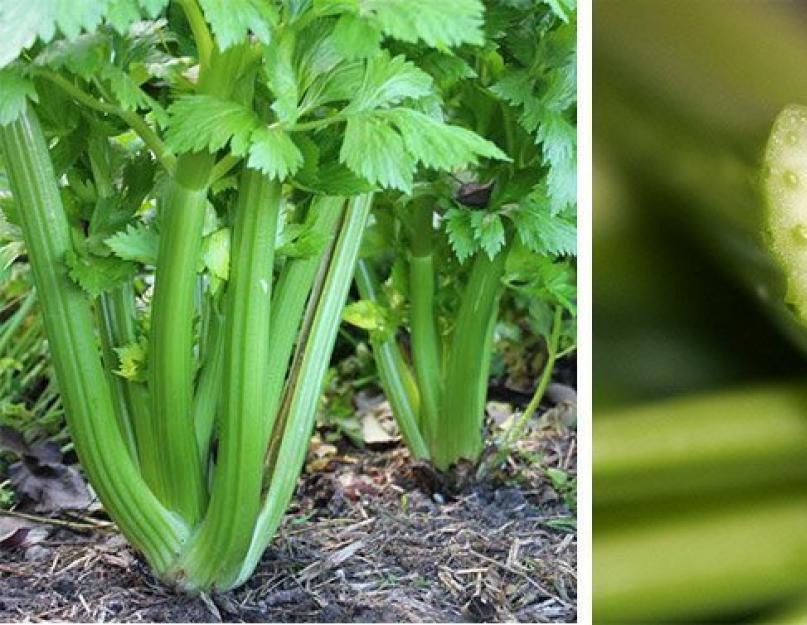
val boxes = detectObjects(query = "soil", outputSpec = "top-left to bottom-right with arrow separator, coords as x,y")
0,416 -> 576,623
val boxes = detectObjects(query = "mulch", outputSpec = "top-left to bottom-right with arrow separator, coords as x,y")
0,416 -> 576,623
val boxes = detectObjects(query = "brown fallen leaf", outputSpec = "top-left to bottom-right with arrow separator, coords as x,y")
361,412 -> 397,445
1,425 -> 96,514
0,515 -> 49,550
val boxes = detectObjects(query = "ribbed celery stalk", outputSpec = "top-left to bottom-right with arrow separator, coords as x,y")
595,495 -> 807,623
97,293 -> 139,464
174,170 -> 281,590
148,153 -> 211,525
595,384 -> 807,508
193,309 -> 224,465
433,251 -> 506,470
234,194 -> 373,588
354,259 -> 428,459
408,202 -> 443,450
260,197 -> 345,443
147,45 -> 247,525
0,104 -> 188,574
100,284 -> 165,502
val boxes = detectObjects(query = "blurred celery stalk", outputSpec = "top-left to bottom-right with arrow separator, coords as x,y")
595,495 -> 807,623
595,384 -> 807,510
595,3 -> 807,623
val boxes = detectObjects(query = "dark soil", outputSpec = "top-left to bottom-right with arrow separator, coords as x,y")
0,417 -> 576,622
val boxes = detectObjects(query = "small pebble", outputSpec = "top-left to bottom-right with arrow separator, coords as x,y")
24,545 -> 50,561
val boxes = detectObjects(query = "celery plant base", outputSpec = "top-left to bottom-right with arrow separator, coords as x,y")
431,252 -> 506,471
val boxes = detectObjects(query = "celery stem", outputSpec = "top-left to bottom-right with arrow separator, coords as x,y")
408,202 -> 442,453
355,259 -> 428,460
434,251 -> 505,470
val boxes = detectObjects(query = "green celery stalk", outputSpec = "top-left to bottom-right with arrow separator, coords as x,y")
595,495 -> 807,623
234,193 -> 373,588
259,197 -> 345,444
595,383 -> 807,508
433,250 -> 506,470
148,153 -> 211,525
408,202 -> 443,450
97,291 -> 139,465
102,285 -> 164,500
147,44 -> 248,525
355,259 -> 428,460
193,308 -> 224,466
173,170 -> 281,590
0,104 -> 188,574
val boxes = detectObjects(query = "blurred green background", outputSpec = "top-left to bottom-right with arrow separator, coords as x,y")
594,1 -> 807,623
594,0 -> 807,407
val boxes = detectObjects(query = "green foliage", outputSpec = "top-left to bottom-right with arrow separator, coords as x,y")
201,227 -> 230,280
330,14 -> 382,60
489,11 -> 577,215
114,337 -> 148,381
247,126 -> 303,180
385,108 -> 509,169
546,466 -> 577,511
165,95 -> 259,156
106,223 -> 159,264
0,0 -> 168,69
342,299 -> 399,340
444,208 -> 477,263
197,0 -> 274,50
512,193 -> 577,256
65,247 -> 136,297
344,54 -> 433,112
334,0 -> 486,49
340,115 -> 413,191
0,66 -> 37,126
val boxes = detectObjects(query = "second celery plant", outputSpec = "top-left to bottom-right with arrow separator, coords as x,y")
349,1 -> 578,471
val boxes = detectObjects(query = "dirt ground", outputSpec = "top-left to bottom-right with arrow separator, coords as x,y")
0,415 -> 576,623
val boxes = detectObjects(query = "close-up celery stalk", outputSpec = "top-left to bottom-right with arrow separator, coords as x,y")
595,1 -> 807,622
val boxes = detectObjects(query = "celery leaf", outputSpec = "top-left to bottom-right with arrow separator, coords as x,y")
105,223 -> 159,265
358,0 -> 485,49
340,114 -> 414,192
165,95 -> 259,155
197,0 -> 275,50
247,126 -> 303,180
0,66 -> 38,127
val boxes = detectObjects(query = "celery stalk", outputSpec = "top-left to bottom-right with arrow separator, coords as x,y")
0,104 -> 188,574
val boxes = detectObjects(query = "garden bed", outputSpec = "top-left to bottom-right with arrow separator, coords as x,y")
0,417 -> 575,623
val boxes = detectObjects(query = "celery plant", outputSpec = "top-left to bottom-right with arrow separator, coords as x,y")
347,1 -> 578,470
0,0 -> 504,591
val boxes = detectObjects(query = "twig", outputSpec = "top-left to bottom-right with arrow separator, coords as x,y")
0,509 -> 114,532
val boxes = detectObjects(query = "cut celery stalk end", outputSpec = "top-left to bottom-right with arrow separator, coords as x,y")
764,105 -> 807,325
